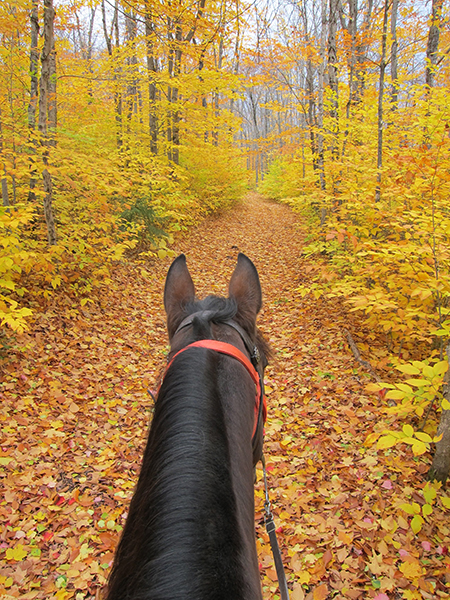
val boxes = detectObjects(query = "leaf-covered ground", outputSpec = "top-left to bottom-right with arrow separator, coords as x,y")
1,194 -> 449,600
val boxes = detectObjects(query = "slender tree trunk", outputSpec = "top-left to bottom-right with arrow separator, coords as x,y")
426,0 -> 444,88
0,110 -> 10,209
342,0 -> 357,157
375,0 -> 389,204
48,35 -> 57,146
428,343 -> 450,484
198,48 -> 209,143
167,17 -> 175,163
171,26 -> 183,165
317,0 -> 327,190
28,0 -> 39,202
213,36 -> 224,146
28,0 -> 39,131
167,0 -> 206,165
102,0 -> 122,148
390,0 -> 399,105
39,0 -> 57,245
328,0 -> 339,159
145,2 -> 158,154
355,0 -> 373,102
125,10 -> 138,141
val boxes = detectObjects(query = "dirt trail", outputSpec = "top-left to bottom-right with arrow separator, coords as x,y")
1,194 -> 447,600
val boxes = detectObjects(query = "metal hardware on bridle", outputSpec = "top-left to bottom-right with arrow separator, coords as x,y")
261,455 -> 290,600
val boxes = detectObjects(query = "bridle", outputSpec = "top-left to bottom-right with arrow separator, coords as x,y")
158,310 -> 290,600
161,310 -> 266,453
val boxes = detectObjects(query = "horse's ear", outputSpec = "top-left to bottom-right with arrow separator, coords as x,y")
228,253 -> 262,322
164,254 -> 196,339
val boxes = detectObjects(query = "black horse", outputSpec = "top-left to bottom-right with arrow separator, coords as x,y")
106,253 -> 269,600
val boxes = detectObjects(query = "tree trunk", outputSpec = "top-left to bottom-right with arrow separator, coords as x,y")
425,0 -> 444,88
213,36 -> 224,146
125,10 -> 138,140
0,109 -> 10,209
355,0 -> 373,102
102,0 -> 122,148
28,0 -> 39,202
317,0 -> 327,190
48,24 -> 57,147
342,0 -> 357,157
39,0 -> 57,246
167,0 -> 206,164
145,1 -> 158,154
327,0 -> 339,159
171,26 -> 183,165
390,0 -> 399,105
28,0 -> 40,131
428,343 -> 450,484
375,0 -> 389,204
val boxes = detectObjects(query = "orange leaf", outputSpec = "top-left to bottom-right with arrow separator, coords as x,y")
313,583 -> 329,600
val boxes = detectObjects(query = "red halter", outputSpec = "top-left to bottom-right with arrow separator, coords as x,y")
163,339 -> 266,439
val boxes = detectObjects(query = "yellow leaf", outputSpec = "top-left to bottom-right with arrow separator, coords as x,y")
365,432 -> 380,446
157,249 -> 167,259
405,378 -> 431,387
5,544 -> 27,561
298,571 -> 311,584
402,424 -> 414,437
399,503 -> 419,515
442,397 -> 450,410
399,558 -> 424,578
433,360 -> 448,375
386,390 -> 405,400
415,431 -> 432,443
410,515 -> 423,534
377,435 -> 398,450
396,363 -> 421,375
411,440 -> 427,455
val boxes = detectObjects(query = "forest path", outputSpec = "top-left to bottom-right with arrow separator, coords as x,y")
1,193 -> 446,600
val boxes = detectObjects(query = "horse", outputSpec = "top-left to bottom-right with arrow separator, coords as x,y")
106,253 -> 269,600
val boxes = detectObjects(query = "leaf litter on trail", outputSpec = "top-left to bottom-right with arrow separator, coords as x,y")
1,194 -> 449,599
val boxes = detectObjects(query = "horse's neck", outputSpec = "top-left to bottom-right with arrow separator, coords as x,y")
107,356 -> 262,600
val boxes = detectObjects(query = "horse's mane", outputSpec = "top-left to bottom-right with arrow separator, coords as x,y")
107,296 -> 266,600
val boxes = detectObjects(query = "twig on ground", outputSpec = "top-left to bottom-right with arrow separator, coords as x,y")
344,329 -> 383,383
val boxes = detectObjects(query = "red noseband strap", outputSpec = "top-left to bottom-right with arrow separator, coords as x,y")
164,339 -> 266,438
